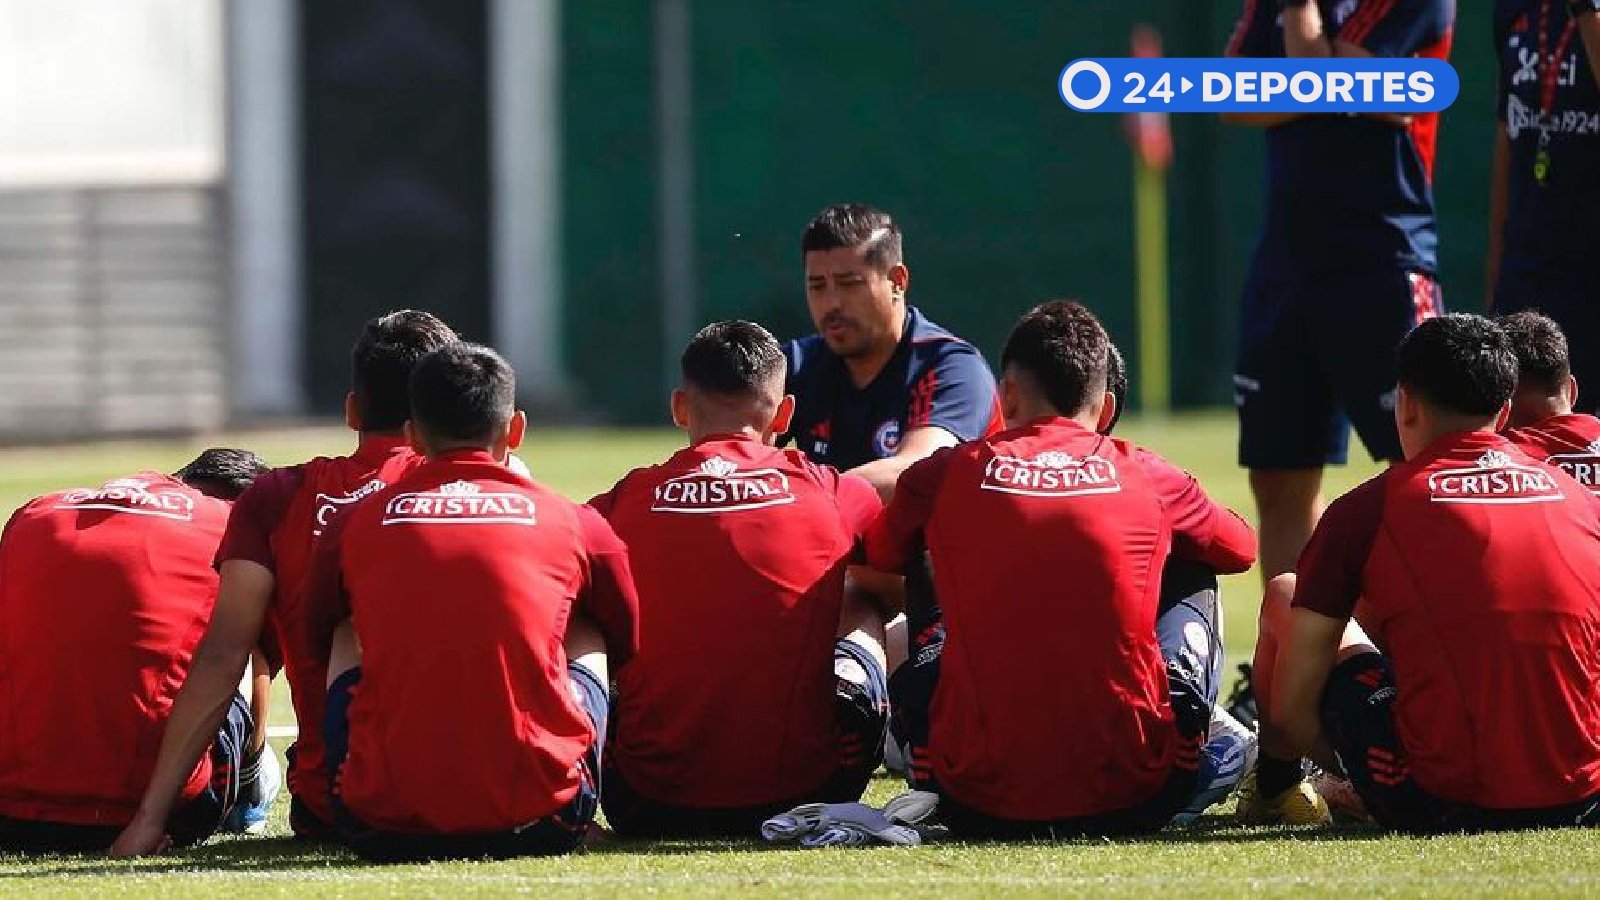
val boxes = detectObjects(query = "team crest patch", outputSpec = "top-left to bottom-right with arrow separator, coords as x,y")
57,478 -> 195,521
873,419 -> 901,458
980,451 -> 1122,498
314,477 -> 388,536
650,456 -> 797,514
1546,441 -> 1600,493
381,480 -> 537,525
1427,450 -> 1563,505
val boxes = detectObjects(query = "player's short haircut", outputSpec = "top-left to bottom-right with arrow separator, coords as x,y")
174,448 -> 270,501
1103,342 -> 1128,434
800,203 -> 903,269
409,343 -> 515,445
681,320 -> 786,398
351,310 -> 459,433
1396,314 -> 1517,418
1497,310 -> 1571,396
1001,300 -> 1110,418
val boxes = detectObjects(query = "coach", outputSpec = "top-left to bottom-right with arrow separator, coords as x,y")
781,203 -> 1002,499
1489,0 -> 1600,413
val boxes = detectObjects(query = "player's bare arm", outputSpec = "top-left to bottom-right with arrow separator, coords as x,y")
1576,4 -> 1600,86
1264,606 -> 1345,762
112,560 -> 273,857
847,425 -> 959,501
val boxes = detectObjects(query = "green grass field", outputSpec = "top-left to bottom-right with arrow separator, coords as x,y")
4,414 -> 1599,897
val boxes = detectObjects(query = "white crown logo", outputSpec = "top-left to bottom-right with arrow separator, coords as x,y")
1585,440 -> 1600,455
436,480 -> 480,496
104,478 -> 150,491
1034,451 -> 1073,468
700,457 -> 738,477
1477,449 -> 1514,470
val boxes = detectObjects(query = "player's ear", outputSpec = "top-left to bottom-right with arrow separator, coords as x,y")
1566,374 -> 1580,409
888,263 -> 909,298
771,394 -> 796,437
344,392 -> 362,432
670,389 -> 690,431
506,410 -> 527,451
1094,391 -> 1117,434
999,372 -> 1022,428
403,419 -> 426,455
1493,399 -> 1512,432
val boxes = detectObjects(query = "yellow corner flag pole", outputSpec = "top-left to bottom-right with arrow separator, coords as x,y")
1128,24 -> 1172,418
1134,158 -> 1170,417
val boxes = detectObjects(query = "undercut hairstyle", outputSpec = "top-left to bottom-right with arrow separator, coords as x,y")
1103,342 -> 1128,434
1497,310 -> 1571,396
1396,314 -> 1517,418
409,343 -> 516,445
1001,300 -> 1111,418
174,448 -> 270,501
351,310 -> 459,433
681,320 -> 786,398
800,203 -> 903,269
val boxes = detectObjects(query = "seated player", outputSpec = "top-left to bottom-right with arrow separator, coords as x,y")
0,450 -> 269,852
591,321 -> 890,838
1256,314 -> 1600,833
1499,311 -> 1600,487
114,311 -> 460,856
865,301 -> 1258,838
309,343 -> 639,862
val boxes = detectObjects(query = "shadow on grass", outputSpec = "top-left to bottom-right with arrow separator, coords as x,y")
0,836 -> 370,879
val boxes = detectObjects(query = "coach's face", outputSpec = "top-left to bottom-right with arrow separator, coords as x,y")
804,245 -> 908,359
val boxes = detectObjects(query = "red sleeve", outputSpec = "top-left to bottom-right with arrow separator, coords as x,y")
1292,476 -> 1389,620
575,504 -> 640,669
834,472 -> 884,540
1135,448 -> 1258,574
214,466 -> 303,571
303,507 -> 353,667
863,448 -> 954,573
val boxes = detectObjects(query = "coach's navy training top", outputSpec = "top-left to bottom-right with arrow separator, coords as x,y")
781,305 -> 1002,471
1495,0 -> 1600,289
1227,0 -> 1455,278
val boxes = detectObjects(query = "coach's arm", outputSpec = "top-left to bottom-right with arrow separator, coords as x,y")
847,426 -> 960,502
112,561 -> 273,856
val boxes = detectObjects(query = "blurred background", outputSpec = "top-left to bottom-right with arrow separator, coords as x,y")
0,0 -> 1497,439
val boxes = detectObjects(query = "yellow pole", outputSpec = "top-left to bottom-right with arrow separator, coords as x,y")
1134,156 -> 1170,416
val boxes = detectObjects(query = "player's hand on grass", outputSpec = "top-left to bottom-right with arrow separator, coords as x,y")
110,814 -> 173,857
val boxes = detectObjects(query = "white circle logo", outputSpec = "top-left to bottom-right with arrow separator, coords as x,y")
873,420 -> 902,458
1059,60 -> 1111,111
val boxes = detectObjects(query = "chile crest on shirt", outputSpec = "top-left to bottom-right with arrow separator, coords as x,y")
56,477 -> 195,521
980,450 -> 1122,499
650,456 -> 797,514
381,479 -> 537,525
1427,449 -> 1564,504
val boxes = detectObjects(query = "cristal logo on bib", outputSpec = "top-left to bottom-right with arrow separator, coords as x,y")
981,451 -> 1122,498
1427,450 -> 1563,505
381,480 -> 537,525
57,478 -> 195,521
651,456 -> 797,514
314,477 -> 388,536
1546,441 -> 1600,493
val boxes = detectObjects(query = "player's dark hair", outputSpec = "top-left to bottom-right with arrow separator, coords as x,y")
681,320 -> 786,397
409,343 -> 516,445
1497,310 -> 1571,396
174,448 -> 270,501
352,310 -> 459,433
1001,300 -> 1110,418
1396,314 -> 1517,418
800,203 -> 903,269
1103,342 -> 1128,434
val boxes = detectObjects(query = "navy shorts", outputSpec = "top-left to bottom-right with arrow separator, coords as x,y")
1323,653 -> 1600,834
1236,265 -> 1442,469
0,692 -> 251,853
603,637 -> 890,839
1495,273 -> 1600,416
324,664 -> 607,862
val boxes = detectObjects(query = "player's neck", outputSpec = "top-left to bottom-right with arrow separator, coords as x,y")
689,424 -> 767,446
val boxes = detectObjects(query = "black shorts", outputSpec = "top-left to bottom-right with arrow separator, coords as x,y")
0,692 -> 252,853
1494,272 -> 1600,416
324,665 -> 607,862
1323,653 -> 1600,834
603,638 -> 890,839
1236,265 -> 1441,469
